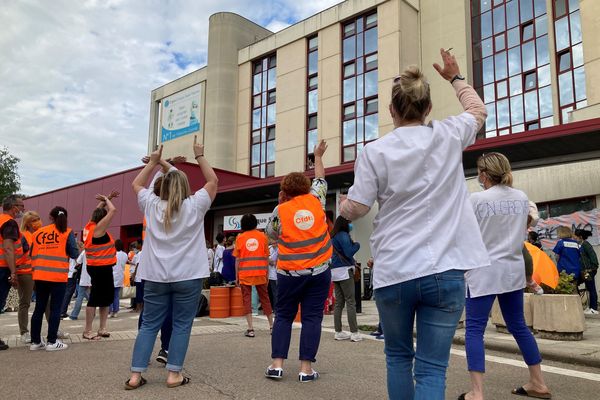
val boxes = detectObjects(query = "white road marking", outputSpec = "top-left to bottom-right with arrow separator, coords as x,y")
69,325 -> 83,328
4,324 -> 18,327
322,325 -> 600,382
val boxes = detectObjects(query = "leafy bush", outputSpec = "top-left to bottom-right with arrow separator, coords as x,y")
540,271 -> 578,295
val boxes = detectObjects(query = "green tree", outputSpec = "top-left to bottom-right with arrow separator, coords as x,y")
0,147 -> 21,201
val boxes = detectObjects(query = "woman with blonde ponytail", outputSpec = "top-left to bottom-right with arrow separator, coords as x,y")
126,136 -> 218,390
460,152 -> 551,400
340,49 -> 491,399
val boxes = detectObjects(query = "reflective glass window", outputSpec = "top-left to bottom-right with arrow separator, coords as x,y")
559,51 -> 571,72
524,90 -> 539,121
508,47 -> 521,76
536,35 -> 549,65
365,54 -> 378,71
555,17 -> 569,51
493,6 -> 505,34
539,86 -> 553,117
308,51 -> 318,76
510,95 -> 524,124
343,119 -> 356,145
365,28 -> 377,54
573,66 -> 586,102
520,0 -> 533,22
308,90 -> 318,114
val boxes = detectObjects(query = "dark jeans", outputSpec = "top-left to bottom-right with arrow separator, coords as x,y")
138,296 -> 173,351
134,281 -> 145,304
585,270 -> 598,311
0,268 -> 10,311
60,277 -> 77,316
268,279 -> 277,310
271,268 -> 331,362
31,280 -> 67,344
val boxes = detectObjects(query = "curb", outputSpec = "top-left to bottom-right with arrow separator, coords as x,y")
451,335 -> 600,369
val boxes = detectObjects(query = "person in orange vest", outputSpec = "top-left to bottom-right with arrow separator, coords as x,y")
0,195 -> 25,350
83,192 -> 118,340
264,140 -> 331,382
234,214 -> 274,337
29,206 -> 79,351
15,211 -> 43,344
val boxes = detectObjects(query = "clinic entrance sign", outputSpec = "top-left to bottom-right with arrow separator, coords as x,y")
161,84 -> 202,142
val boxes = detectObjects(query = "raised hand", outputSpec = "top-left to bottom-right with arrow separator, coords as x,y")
108,190 -> 120,199
149,145 -> 163,164
314,140 -> 328,158
193,135 -> 204,158
141,156 -> 150,164
170,156 -> 187,164
433,48 -> 461,81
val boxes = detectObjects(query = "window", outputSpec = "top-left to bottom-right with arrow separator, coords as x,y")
250,54 -> 276,178
553,0 -> 587,123
472,0 -> 553,139
342,11 -> 378,163
306,36 -> 318,170
537,196 -> 595,219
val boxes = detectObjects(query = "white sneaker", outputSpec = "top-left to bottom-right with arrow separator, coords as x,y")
21,333 -> 31,344
334,331 -> 351,340
584,308 -> 599,315
56,330 -> 70,339
30,342 -> 46,351
45,340 -> 68,351
350,332 -> 363,342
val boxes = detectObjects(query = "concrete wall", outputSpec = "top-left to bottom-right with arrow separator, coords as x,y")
465,159 -> 600,203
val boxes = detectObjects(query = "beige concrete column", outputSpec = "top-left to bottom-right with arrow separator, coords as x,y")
205,13 -> 272,171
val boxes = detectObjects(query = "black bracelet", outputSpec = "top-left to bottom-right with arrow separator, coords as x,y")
195,154 -> 203,160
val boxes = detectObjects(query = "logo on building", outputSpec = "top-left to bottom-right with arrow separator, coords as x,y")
294,210 -> 315,230
246,238 -> 259,252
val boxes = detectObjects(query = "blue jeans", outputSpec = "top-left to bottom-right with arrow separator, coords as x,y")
465,289 -> 541,372
271,268 -> 331,362
131,279 -> 202,372
0,268 -> 11,311
30,280 -> 67,344
138,299 -> 173,351
375,269 -> 465,400
70,284 -> 89,319
110,287 -> 121,313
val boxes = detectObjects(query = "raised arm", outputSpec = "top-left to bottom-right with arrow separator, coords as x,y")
132,145 -> 163,195
193,135 -> 218,201
313,140 -> 327,179
93,196 -> 117,238
433,48 -> 487,130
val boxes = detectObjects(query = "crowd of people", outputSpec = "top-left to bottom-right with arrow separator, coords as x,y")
1,49 -> 599,399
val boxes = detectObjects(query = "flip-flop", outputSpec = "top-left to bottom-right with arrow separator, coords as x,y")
245,329 -> 255,338
512,386 -> 552,399
457,393 -> 467,400
82,332 -> 101,340
167,376 -> 190,388
125,376 -> 147,390
98,330 -> 110,338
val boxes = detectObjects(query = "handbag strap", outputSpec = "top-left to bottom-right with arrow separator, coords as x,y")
332,241 -> 354,266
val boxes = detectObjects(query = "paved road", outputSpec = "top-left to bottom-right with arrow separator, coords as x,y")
1,310 -> 599,399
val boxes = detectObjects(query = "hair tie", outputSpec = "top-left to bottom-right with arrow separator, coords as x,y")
58,211 -> 65,216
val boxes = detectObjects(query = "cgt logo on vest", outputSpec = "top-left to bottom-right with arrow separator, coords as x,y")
293,210 -> 315,230
246,238 -> 259,252
36,231 -> 59,245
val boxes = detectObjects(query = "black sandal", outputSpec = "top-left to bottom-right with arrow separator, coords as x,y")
124,376 -> 147,390
245,329 -> 255,338
167,376 -> 190,388
511,386 -> 552,399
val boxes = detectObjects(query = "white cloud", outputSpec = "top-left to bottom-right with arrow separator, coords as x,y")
0,0 -> 342,195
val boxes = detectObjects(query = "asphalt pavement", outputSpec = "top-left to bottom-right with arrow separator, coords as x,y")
1,299 -> 599,399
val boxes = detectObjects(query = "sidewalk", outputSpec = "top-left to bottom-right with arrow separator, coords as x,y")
346,300 -> 600,368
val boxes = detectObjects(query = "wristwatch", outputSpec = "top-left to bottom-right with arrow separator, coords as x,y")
450,74 -> 465,84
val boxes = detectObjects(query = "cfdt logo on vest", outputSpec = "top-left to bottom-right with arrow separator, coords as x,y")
246,238 -> 259,252
294,210 -> 315,230
36,231 -> 59,245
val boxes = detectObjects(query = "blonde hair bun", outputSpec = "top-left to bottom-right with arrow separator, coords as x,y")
397,66 -> 429,102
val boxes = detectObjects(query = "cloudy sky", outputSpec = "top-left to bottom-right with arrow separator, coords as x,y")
0,0 -> 341,196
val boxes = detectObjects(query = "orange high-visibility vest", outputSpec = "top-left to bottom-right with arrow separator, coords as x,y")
31,224 -> 72,282
16,230 -> 33,275
83,221 -> 116,266
0,214 -> 23,269
277,194 -> 332,271
236,230 -> 269,278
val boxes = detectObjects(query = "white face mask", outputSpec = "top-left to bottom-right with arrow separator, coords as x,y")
478,176 -> 485,190
15,210 -> 23,219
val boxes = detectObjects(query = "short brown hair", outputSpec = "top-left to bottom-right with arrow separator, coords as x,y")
280,172 -> 311,198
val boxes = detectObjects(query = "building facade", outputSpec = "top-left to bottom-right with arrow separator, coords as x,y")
148,0 -> 600,265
